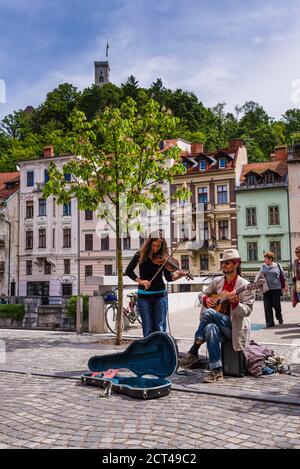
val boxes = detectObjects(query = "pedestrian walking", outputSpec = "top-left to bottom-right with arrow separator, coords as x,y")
292,246 -> 300,307
258,252 -> 288,327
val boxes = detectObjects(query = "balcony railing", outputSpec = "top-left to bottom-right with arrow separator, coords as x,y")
236,181 -> 288,191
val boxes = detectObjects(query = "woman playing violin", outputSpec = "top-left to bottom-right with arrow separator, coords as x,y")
125,232 -> 186,337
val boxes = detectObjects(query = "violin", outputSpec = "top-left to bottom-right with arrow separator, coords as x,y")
151,254 -> 194,281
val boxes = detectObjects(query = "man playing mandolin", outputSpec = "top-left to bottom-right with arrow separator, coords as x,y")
179,249 -> 255,383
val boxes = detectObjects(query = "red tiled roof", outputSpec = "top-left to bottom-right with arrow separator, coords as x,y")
0,172 -> 20,202
240,161 -> 287,181
0,172 -> 20,190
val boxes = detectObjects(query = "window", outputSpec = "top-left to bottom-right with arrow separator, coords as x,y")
44,261 -> 51,275
26,260 -> 32,276
62,284 -> 72,296
101,234 -> 109,251
198,187 -> 208,204
204,221 -> 209,242
182,161 -> 188,171
85,210 -> 93,221
199,160 -> 206,171
63,202 -> 71,216
85,234 -> 93,251
39,229 -> 46,248
217,185 -> 228,204
200,255 -> 209,271
63,228 -> 71,248
25,231 -> 33,250
64,259 -> 70,275
247,175 -> 257,185
181,255 -> 190,271
104,265 -> 113,276
27,281 -> 49,299
53,229 -> 55,249
53,198 -> 56,217
85,265 -> 93,277
38,199 -> 46,216
44,169 -> 50,183
265,172 -> 275,184
270,241 -> 281,260
218,220 -> 229,240
268,206 -> 280,225
219,158 -> 226,169
246,207 -> 257,227
26,201 -> 34,219
64,173 -> 71,182
247,242 -> 258,261
123,236 -> 131,250
27,171 -> 34,187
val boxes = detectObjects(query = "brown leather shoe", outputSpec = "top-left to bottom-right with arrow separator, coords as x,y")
178,353 -> 199,368
203,369 -> 223,383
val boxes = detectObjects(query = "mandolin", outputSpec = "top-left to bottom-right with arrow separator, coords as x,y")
207,281 -> 260,314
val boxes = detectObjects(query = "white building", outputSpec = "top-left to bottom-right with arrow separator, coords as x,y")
18,147 -> 79,299
0,173 -> 20,297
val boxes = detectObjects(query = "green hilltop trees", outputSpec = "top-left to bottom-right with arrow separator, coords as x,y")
2,76 -> 300,169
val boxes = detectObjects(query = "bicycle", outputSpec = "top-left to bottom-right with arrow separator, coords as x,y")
102,288 -> 142,334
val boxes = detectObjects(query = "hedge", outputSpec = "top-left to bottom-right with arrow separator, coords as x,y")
66,295 -> 89,320
0,304 -> 25,322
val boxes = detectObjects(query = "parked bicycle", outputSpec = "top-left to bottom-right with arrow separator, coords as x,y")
101,288 -> 142,334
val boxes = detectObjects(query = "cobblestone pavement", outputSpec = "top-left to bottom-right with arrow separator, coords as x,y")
0,329 -> 300,449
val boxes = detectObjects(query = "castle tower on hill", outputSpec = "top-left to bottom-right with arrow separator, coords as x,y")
94,61 -> 110,86
94,43 -> 110,86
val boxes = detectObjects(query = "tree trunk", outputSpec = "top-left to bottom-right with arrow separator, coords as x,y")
115,197 -> 123,345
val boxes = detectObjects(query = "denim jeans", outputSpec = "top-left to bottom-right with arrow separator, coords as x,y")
137,293 -> 168,337
195,308 -> 232,369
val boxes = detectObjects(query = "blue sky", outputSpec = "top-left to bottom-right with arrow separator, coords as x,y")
1,0 -> 300,120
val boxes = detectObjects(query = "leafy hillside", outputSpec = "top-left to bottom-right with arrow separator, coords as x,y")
1,76 -> 300,171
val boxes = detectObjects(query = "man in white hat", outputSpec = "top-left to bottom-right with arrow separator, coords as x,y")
179,248 -> 254,383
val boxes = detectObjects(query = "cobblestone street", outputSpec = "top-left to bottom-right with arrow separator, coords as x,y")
0,308 -> 300,449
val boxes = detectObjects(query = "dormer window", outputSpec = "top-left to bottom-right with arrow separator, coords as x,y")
247,175 -> 257,185
5,181 -> 17,190
199,160 -> 206,171
182,161 -> 188,171
265,172 -> 275,184
219,158 -> 226,169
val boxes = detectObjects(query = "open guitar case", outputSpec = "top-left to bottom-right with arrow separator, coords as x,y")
81,332 -> 178,399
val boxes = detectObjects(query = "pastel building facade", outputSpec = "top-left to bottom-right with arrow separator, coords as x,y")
18,147 -> 79,299
236,148 -> 290,276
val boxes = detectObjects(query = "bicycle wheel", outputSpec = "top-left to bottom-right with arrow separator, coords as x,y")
105,304 -> 125,334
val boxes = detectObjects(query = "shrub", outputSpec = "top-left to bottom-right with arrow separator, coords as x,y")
0,304 -> 25,322
66,295 -> 89,320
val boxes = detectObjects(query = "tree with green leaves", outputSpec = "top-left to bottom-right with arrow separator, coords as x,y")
43,97 -> 188,344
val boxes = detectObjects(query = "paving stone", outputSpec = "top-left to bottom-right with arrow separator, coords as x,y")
0,329 -> 299,449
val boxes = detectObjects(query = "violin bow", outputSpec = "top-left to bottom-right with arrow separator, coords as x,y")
148,242 -> 181,286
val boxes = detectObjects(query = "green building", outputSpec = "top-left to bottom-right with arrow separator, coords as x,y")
236,157 -> 291,278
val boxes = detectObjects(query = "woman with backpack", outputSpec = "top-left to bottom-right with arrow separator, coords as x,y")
258,251 -> 288,327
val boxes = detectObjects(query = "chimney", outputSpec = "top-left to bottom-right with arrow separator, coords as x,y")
43,146 -> 54,158
191,143 -> 204,154
228,139 -> 243,150
274,145 -> 288,162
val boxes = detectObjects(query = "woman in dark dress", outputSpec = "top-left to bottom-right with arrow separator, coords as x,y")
125,234 -> 184,337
